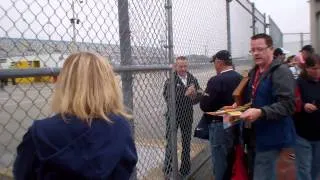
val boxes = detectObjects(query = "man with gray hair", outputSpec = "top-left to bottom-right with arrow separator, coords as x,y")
163,56 -> 202,178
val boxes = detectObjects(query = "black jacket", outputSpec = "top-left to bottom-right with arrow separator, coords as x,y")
163,71 -> 201,119
294,76 -> 320,141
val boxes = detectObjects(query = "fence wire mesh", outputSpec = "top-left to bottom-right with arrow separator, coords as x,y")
230,0 -> 253,59
254,8 -> 266,34
269,16 -> 283,49
0,0 -> 275,179
283,33 -> 311,56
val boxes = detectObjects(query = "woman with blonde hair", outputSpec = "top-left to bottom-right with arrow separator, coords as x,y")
13,52 -> 137,180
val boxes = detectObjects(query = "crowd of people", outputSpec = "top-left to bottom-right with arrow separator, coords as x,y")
162,34 -> 319,180
12,34 -> 319,180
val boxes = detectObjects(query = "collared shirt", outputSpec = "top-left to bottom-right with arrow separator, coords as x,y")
220,68 -> 233,74
179,75 -> 188,86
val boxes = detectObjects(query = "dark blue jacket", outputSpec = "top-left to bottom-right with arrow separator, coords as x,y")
13,114 -> 138,180
248,59 -> 296,152
200,69 -> 242,113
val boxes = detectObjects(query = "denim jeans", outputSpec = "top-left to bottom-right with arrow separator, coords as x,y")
253,150 -> 280,180
295,135 -> 320,180
208,122 -> 235,180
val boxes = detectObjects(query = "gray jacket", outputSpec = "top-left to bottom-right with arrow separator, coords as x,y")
248,58 -> 295,120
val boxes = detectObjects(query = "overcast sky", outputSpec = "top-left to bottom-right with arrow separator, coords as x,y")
250,0 -> 310,33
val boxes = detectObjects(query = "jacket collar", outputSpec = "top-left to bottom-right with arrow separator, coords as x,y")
249,58 -> 282,80
174,71 -> 190,86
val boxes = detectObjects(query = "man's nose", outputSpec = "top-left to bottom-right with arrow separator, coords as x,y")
252,51 -> 260,56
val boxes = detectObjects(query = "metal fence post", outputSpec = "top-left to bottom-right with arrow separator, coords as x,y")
165,0 -> 178,179
263,13 -> 267,34
300,32 -> 304,49
117,0 -> 135,179
280,32 -> 283,47
251,2 -> 256,36
226,0 -> 232,52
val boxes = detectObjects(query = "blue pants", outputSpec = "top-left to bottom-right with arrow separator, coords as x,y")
208,122 -> 236,180
295,135 -> 320,180
253,150 -> 279,180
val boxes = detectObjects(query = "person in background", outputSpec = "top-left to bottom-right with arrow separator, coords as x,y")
13,52 -> 137,180
200,50 -> 242,180
0,65 -> 5,89
0,64 -> 9,88
296,45 -> 315,67
0,79 -> 4,89
294,54 -> 320,180
240,33 -> 296,180
163,56 -> 202,178
300,45 -> 315,63
286,55 -> 301,80
282,54 -> 301,161
273,47 -> 289,63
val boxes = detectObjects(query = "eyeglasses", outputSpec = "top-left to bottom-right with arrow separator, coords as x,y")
249,46 -> 270,54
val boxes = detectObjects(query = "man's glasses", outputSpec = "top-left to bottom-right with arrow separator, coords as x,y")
249,46 -> 270,54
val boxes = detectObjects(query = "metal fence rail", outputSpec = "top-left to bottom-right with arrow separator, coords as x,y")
283,32 -> 311,56
0,0 -> 278,179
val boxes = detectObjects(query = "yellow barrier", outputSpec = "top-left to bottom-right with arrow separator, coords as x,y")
11,59 -> 57,84
15,60 -> 34,84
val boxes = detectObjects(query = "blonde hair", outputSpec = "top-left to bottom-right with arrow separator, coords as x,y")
51,52 -> 131,124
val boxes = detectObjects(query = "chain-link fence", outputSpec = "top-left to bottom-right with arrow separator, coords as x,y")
229,0 -> 266,60
0,0 -> 280,179
269,16 -> 283,49
283,32 -> 311,56
254,8 -> 266,35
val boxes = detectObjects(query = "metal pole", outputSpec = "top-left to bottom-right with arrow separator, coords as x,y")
263,13 -> 267,34
189,39 -> 191,55
300,32 -> 304,49
165,0 -> 178,179
251,2 -> 256,36
117,0 -> 135,179
226,0 -> 232,52
280,32 -> 283,47
72,1 -> 76,44
70,0 -> 76,52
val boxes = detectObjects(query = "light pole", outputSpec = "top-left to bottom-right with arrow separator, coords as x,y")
70,0 -> 82,52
